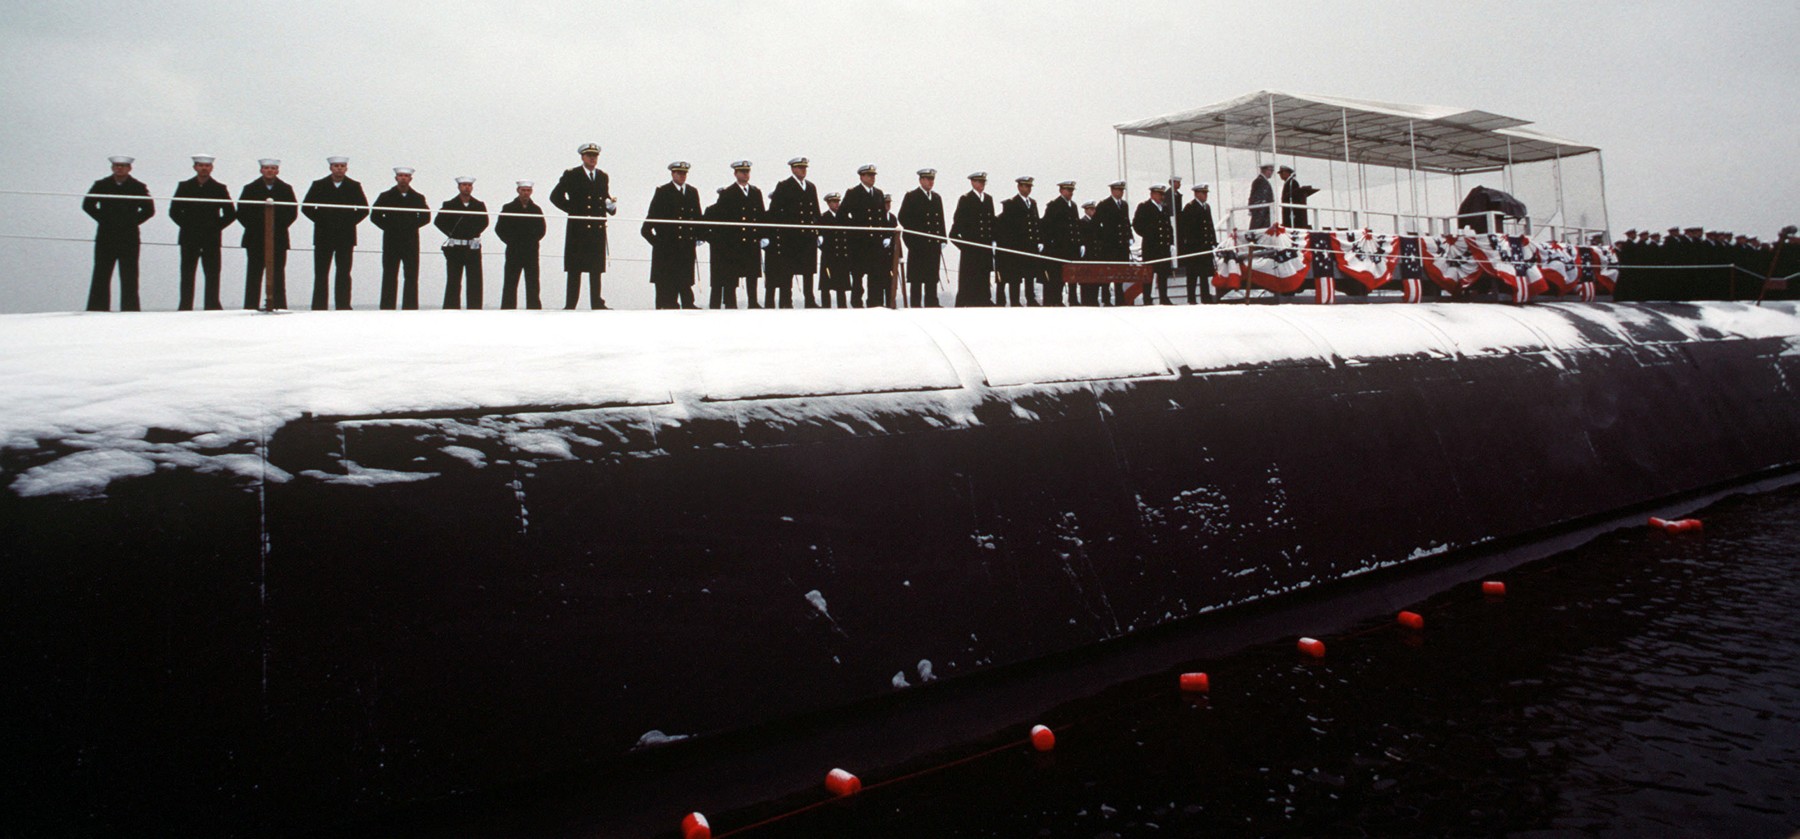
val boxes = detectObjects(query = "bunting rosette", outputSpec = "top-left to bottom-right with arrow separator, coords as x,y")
1330,228 -> 1394,291
1535,240 -> 1579,294
1422,232 -> 1482,292
1243,225 -> 1311,294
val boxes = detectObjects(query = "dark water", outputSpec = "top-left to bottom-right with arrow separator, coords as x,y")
705,487 -> 1800,838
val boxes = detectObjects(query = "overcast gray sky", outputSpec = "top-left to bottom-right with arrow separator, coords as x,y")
1,0 -> 1793,312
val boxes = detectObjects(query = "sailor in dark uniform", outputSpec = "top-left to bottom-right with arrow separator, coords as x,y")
495,180 -> 546,309
1179,183 -> 1218,303
83,155 -> 154,312
1133,183 -> 1174,305
1041,180 -> 1082,306
641,161 -> 703,310
1092,180 -> 1133,305
434,177 -> 488,309
898,168 -> 946,307
1077,200 -> 1101,306
705,160 -> 765,309
995,176 -> 1044,307
237,158 -> 298,310
370,166 -> 431,309
301,156 -> 369,310
765,156 -> 820,309
1248,163 -> 1276,229
168,154 -> 235,310
549,142 -> 617,309
950,172 -> 997,307
832,164 -> 885,307
817,192 -> 853,308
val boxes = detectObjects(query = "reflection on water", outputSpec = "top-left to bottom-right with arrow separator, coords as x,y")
733,487 -> 1800,837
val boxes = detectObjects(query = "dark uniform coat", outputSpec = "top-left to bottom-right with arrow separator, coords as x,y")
1249,175 -> 1275,229
899,187 -> 945,282
495,197 -> 546,254
951,191 -> 997,264
1133,199 -> 1174,260
1178,200 -> 1218,275
168,177 -> 234,245
766,176 -> 820,276
236,178 -> 299,250
549,165 -> 614,273
995,193 -> 1043,276
1042,195 -> 1082,262
837,183 -> 889,274
371,187 -> 431,248
817,208 -> 854,292
640,181 -> 703,286
301,177 -> 370,246
84,175 -> 155,244
1091,195 -> 1133,260
433,197 -> 489,241
708,183 -> 765,279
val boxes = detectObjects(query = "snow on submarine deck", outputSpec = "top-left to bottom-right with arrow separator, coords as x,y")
3,302 -> 1799,832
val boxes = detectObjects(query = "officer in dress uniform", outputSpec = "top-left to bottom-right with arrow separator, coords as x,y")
1179,183 -> 1219,304
496,180 -> 546,309
370,166 -> 431,309
83,155 -> 155,312
880,193 -> 903,304
1041,180 -> 1082,306
837,164 -> 889,307
1092,180 -> 1134,306
1248,163 -> 1277,229
301,156 -> 369,310
1133,183 -> 1175,305
705,160 -> 766,309
168,154 -> 235,310
641,161 -> 703,310
1077,200 -> 1101,306
550,142 -> 617,309
950,172 -> 997,307
817,192 -> 854,308
994,176 -> 1045,307
237,158 -> 298,310
434,177 -> 488,309
765,156 -> 821,309
898,168 -> 947,307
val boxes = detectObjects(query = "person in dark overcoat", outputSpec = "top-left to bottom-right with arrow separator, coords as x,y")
898,168 -> 947,307
1278,165 -> 1317,229
640,161 -> 703,310
370,166 -> 431,309
301,156 -> 369,310
496,180 -> 547,309
1179,183 -> 1219,304
765,157 -> 820,308
705,161 -> 766,309
237,159 -> 298,310
1076,200 -> 1102,306
1041,180 -> 1082,306
1248,163 -> 1276,229
1092,181 -> 1134,305
168,154 -> 235,310
817,192 -> 853,308
549,142 -> 617,309
950,172 -> 997,307
1133,184 -> 1175,305
995,176 -> 1044,307
434,177 -> 488,309
837,164 -> 889,308
83,155 -> 155,312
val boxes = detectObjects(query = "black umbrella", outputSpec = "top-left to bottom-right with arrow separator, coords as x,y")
1456,186 -> 1528,233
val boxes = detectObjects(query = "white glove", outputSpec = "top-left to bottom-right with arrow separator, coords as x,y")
604,199 -> 617,214
817,236 -> 824,246
760,238 -> 770,249
1036,243 -> 1044,253
882,237 -> 892,248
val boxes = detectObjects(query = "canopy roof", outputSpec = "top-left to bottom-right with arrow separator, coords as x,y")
1114,90 -> 1598,175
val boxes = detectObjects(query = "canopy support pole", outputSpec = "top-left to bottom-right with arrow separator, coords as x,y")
1341,108 -> 1356,228
1596,151 -> 1612,244
1268,93 -> 1279,224
1407,119 -> 1419,234
1553,145 -> 1565,240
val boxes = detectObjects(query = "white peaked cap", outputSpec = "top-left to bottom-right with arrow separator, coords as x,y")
191,155 -> 215,164
857,164 -> 877,175
455,176 -> 475,184
788,157 -> 809,166
326,156 -> 349,165
108,155 -> 134,165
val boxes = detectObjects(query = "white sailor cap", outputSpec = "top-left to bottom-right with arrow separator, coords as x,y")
857,163 -> 878,175
968,171 -> 988,180
1057,180 -> 1075,188
1015,176 -> 1034,185
788,156 -> 810,167
1148,183 -> 1169,193
668,161 -> 691,172
578,143 -> 601,155
1259,162 -> 1275,170
824,191 -> 842,201
1081,200 -> 1097,209
393,167 -> 415,175
258,158 -> 281,167
326,156 -> 349,165
190,155 -> 215,165
1108,180 -> 1126,189
454,176 -> 475,185
917,168 -> 937,177
515,180 -> 534,188
1169,174 -> 1183,181
108,155 -> 134,165
731,159 -> 752,170
1192,183 -> 1210,192
1277,164 -> 1294,173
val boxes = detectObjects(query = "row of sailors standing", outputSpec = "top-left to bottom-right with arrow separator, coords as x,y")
81,145 -> 619,312
640,158 -> 1225,310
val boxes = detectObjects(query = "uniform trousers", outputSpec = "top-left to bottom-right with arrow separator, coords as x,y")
380,248 -> 420,310
88,240 -> 141,312
178,241 -> 223,310
501,249 -> 540,309
312,242 -> 354,310
443,246 -> 482,309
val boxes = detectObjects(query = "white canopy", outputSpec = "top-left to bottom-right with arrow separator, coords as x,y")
1114,90 -> 1598,175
